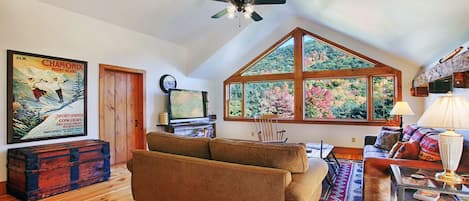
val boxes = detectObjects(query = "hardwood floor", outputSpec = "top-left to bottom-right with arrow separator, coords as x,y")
0,164 -> 133,201
333,147 -> 363,160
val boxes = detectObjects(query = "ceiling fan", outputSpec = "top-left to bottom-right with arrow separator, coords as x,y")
211,0 -> 286,22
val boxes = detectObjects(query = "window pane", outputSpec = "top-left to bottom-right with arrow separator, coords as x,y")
242,38 -> 294,76
373,76 -> 395,120
303,35 -> 374,72
245,81 -> 294,118
228,83 -> 242,117
304,78 -> 367,119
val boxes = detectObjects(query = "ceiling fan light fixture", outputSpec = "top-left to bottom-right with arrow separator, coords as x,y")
211,0 -> 286,22
227,4 -> 236,14
245,4 -> 254,14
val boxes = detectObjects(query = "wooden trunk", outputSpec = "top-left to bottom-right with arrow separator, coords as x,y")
7,140 -> 110,201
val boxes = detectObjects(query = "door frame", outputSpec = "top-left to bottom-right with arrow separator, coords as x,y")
99,64 -> 146,150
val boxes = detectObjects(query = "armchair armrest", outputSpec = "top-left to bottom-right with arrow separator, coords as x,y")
364,136 -> 377,146
364,157 -> 443,177
286,158 -> 328,201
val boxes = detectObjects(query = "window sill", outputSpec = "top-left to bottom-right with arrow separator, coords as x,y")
223,117 -> 399,127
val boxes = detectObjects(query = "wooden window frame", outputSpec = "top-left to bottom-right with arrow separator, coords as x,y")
223,27 -> 401,126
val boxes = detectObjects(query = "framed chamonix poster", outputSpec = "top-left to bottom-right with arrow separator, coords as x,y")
7,50 -> 87,144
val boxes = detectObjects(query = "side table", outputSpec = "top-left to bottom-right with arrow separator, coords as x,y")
390,164 -> 469,201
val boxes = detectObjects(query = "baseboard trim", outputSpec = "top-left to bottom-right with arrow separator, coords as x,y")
0,181 -> 6,195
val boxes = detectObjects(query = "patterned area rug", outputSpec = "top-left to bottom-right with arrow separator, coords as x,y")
321,160 -> 363,201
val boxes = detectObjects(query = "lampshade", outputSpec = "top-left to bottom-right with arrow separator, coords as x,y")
417,94 -> 469,129
390,101 -> 415,116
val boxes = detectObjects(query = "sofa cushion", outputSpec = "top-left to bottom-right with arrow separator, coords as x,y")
388,141 -> 404,158
210,138 -> 308,173
374,130 -> 401,151
394,141 -> 420,159
402,124 -> 420,141
364,145 -> 389,158
146,132 -> 211,159
418,134 -> 441,162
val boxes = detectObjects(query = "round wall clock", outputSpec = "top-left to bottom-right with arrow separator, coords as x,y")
159,74 -> 177,93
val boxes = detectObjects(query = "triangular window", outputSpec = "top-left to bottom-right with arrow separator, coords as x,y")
303,35 -> 374,72
242,37 -> 295,76
224,27 -> 401,126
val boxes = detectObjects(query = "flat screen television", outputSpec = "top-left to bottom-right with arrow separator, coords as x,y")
429,76 -> 452,94
168,89 -> 208,124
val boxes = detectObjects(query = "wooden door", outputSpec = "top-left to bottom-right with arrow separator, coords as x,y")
99,64 -> 145,165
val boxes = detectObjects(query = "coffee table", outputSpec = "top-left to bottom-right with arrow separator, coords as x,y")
390,164 -> 469,201
306,142 -> 340,185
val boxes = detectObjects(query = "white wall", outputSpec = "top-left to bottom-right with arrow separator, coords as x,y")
212,17 -> 424,148
0,0 -> 216,182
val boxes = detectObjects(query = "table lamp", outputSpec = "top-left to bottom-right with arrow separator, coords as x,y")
390,101 -> 415,131
417,92 -> 469,183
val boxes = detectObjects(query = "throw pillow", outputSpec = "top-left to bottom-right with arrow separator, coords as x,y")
418,134 -> 441,162
388,141 -> 404,158
402,124 -> 420,142
394,141 -> 420,160
374,130 -> 401,151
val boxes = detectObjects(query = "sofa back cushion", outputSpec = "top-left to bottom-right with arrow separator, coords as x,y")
374,130 -> 401,151
210,138 -> 308,173
147,132 -> 211,159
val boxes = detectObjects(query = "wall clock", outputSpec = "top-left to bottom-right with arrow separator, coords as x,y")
159,74 -> 177,93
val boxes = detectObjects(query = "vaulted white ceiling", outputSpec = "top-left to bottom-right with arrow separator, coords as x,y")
39,0 -> 469,76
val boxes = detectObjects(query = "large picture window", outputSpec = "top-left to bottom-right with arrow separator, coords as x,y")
224,28 -> 401,126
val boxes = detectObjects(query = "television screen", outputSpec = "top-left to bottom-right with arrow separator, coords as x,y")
429,76 -> 452,94
168,89 -> 207,123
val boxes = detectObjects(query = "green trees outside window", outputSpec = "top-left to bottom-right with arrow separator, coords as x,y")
304,78 -> 367,119
373,76 -> 395,120
242,38 -> 295,76
245,81 -> 294,118
303,35 -> 374,72
228,83 -> 242,117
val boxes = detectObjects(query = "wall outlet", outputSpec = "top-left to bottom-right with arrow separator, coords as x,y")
352,137 -> 356,143
251,132 -> 255,137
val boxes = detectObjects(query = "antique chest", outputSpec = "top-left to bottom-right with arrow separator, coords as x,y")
7,140 -> 110,201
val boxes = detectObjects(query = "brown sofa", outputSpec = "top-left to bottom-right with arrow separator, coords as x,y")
363,131 -> 469,201
128,132 -> 328,201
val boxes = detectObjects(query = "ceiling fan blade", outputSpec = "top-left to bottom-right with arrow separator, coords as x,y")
211,8 -> 228,19
253,0 -> 286,4
251,11 -> 263,21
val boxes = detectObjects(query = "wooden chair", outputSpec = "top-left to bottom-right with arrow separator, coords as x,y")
254,114 -> 288,143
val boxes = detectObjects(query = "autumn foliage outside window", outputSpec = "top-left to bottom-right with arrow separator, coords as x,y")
224,28 -> 401,126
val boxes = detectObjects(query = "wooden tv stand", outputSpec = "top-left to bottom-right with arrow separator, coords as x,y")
159,121 -> 216,138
